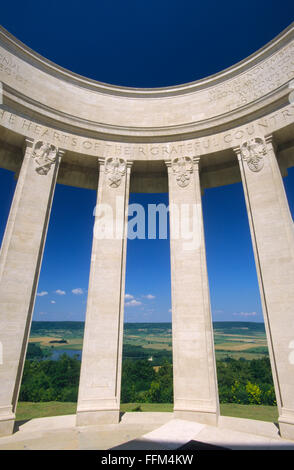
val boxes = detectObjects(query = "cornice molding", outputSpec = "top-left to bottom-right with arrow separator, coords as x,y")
0,23 -> 293,99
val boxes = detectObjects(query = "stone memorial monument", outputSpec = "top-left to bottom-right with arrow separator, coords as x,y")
0,23 -> 293,440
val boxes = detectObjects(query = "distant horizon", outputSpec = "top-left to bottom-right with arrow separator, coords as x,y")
1,5 -> 293,324
31,319 -> 265,324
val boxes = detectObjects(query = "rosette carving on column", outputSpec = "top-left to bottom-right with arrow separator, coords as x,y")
32,141 -> 58,175
171,156 -> 193,187
240,137 -> 267,172
105,157 -> 126,188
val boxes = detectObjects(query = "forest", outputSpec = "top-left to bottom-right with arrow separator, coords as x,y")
20,342 -> 276,406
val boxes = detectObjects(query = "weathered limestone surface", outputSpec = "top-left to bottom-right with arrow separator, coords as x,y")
0,25 -> 293,134
235,136 -> 294,440
0,25 -> 293,440
167,157 -> 219,425
0,139 -> 62,436
76,158 -> 131,426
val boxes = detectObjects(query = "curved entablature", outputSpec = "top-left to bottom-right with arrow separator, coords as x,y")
0,24 -> 294,193
0,24 -> 293,140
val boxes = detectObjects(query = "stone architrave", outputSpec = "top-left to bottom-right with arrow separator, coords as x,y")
0,139 -> 63,437
76,157 -> 131,426
235,136 -> 294,440
166,157 -> 219,426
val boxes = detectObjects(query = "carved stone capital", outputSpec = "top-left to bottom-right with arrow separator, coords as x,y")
104,157 -> 127,188
98,157 -> 105,168
264,134 -> 277,153
126,160 -> 133,170
23,137 -> 34,152
171,156 -> 193,187
193,156 -> 201,171
239,137 -> 267,172
31,140 -> 59,175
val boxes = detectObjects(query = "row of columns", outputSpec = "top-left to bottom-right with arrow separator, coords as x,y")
0,135 -> 293,440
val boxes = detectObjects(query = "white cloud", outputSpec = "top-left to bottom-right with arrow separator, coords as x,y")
37,291 -> 48,297
125,293 -> 134,300
51,300 -> 56,304
125,299 -> 142,307
233,311 -> 257,317
143,294 -> 155,300
72,288 -> 84,295
54,289 -> 66,295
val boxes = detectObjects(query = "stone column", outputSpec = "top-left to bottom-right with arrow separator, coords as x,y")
234,135 -> 294,440
76,157 -> 131,426
166,156 -> 219,425
0,139 -> 63,437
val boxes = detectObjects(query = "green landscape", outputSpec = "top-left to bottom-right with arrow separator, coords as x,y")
17,321 -> 278,424
29,320 -> 269,362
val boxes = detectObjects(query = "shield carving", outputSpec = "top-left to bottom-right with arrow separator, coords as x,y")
32,141 -> 58,175
172,156 -> 193,188
105,157 -> 126,188
240,137 -> 267,172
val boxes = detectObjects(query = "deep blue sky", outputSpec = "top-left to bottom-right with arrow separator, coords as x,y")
0,2 -> 293,322
1,1 -> 294,87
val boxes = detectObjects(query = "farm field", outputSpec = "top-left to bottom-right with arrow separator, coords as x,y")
15,401 -> 278,424
29,321 -> 269,361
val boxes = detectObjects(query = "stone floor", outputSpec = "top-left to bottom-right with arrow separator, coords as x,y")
0,412 -> 293,450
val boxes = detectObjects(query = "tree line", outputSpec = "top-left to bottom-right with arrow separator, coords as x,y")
20,343 -> 276,405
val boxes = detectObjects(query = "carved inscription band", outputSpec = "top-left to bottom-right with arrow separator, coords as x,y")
170,138 -> 267,189
31,138 -> 267,181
